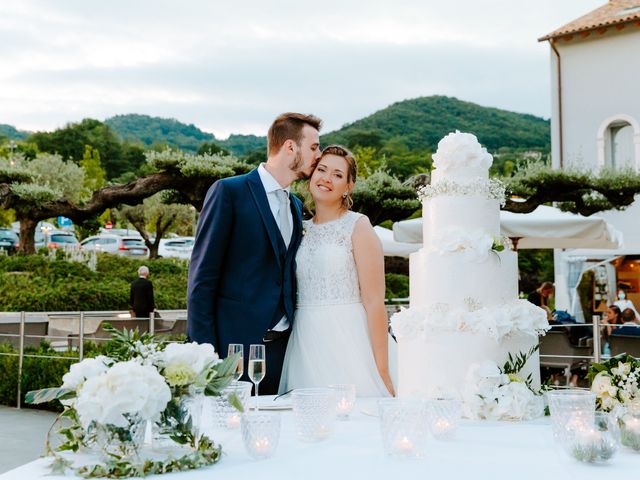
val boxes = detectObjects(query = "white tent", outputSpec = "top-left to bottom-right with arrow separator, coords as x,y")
392,205 -> 623,250
374,226 -> 421,258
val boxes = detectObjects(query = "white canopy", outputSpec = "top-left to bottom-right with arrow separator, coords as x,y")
374,226 -> 421,258
392,205 -> 624,250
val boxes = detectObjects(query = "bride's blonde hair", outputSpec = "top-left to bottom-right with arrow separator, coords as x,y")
319,144 -> 357,209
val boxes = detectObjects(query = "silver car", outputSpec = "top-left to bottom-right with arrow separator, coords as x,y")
80,234 -> 149,257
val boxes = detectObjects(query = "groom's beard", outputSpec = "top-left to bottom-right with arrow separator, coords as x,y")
290,150 -> 310,180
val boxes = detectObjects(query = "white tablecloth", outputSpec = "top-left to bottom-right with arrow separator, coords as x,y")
2,399 -> 640,480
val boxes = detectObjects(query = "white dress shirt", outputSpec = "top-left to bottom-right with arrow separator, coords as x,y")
257,163 -> 291,331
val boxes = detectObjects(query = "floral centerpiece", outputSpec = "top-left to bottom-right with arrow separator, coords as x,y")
26,325 -> 242,478
462,346 -> 545,421
588,354 -> 640,412
588,355 -> 640,451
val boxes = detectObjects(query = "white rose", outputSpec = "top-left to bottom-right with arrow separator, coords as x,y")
612,362 -> 631,378
75,360 -> 171,428
161,342 -> 220,386
493,382 -> 539,420
592,372 -> 617,397
390,307 -> 426,339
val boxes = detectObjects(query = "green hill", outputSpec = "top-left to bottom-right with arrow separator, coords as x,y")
0,124 -> 30,141
322,96 -> 550,151
105,114 -> 216,152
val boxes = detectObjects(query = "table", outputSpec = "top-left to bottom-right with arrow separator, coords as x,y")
2,399 -> 639,480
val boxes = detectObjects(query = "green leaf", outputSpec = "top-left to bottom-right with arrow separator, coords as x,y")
25,387 -> 74,405
227,392 -> 244,413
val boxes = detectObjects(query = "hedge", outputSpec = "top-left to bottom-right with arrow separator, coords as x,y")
0,253 -> 188,311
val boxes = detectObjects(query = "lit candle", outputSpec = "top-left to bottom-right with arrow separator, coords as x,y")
226,414 -> 241,429
625,417 -> 640,434
337,398 -> 352,413
433,418 -> 453,435
396,436 -> 413,452
254,437 -> 270,454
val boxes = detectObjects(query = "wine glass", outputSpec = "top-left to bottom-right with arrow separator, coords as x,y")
228,343 -> 244,381
248,344 -> 266,411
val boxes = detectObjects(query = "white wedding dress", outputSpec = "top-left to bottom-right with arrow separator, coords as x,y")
279,211 -> 395,397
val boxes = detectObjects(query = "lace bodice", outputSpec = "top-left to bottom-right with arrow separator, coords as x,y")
296,211 -> 363,306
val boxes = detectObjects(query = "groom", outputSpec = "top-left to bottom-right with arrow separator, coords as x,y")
187,112 -> 322,394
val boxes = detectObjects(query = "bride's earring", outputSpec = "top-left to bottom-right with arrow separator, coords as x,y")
342,192 -> 347,198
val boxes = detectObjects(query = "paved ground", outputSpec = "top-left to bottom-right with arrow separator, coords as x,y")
0,406 -> 57,474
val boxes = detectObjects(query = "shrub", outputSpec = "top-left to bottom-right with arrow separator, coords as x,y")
0,253 -> 189,311
385,273 -> 409,299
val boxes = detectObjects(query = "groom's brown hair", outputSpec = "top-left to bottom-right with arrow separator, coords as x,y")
268,113 -> 322,155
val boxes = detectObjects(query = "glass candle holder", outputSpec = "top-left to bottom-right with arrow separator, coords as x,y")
425,398 -> 461,440
241,412 -> 281,460
329,384 -> 356,420
546,389 -> 596,442
619,403 -> 640,451
292,388 -> 336,442
212,380 -> 253,429
379,399 -> 428,459
563,411 -> 619,463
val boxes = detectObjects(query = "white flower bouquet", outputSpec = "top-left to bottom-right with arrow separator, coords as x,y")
462,347 -> 544,421
25,324 -> 241,478
588,355 -> 640,412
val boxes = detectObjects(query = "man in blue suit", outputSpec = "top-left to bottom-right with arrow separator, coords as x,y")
187,112 -> 322,394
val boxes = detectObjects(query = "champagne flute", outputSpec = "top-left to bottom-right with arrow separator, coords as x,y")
248,344 -> 266,411
228,343 -> 244,381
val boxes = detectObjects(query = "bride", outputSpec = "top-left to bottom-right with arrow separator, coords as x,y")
279,145 -> 395,397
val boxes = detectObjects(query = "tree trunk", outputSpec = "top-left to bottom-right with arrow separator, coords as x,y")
18,217 -> 37,254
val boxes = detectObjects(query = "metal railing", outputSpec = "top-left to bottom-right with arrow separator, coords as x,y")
0,310 -> 187,408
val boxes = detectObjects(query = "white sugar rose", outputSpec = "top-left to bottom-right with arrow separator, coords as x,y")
75,360 -> 171,428
390,306 -> 426,339
432,131 -> 493,172
161,342 -> 220,387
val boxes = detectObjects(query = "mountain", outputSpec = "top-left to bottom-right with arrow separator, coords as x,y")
0,124 -> 31,141
322,96 -> 550,151
217,134 -> 266,156
104,114 -> 216,152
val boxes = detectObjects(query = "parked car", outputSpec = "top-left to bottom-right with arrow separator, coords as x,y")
158,237 -> 194,259
80,234 -> 149,258
0,228 -> 19,255
34,230 -> 79,250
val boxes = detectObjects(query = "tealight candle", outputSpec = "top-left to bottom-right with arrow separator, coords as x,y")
397,436 -> 414,452
254,437 -> 270,454
226,413 -> 241,429
432,418 -> 454,437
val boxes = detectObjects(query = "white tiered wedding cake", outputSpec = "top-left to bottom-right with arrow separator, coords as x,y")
391,132 -> 548,409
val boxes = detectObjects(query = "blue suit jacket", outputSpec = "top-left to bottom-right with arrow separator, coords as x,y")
187,169 -> 303,354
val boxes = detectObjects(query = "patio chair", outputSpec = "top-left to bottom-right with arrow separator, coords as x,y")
609,335 -> 640,358
539,330 -> 592,385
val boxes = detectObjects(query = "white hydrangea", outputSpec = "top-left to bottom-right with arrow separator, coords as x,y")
75,360 -> 171,428
62,356 -> 112,391
390,306 -> 427,339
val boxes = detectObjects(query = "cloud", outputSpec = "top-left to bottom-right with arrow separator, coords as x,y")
0,0 -> 604,135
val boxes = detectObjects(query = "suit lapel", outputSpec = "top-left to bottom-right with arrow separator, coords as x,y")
246,169 -> 283,267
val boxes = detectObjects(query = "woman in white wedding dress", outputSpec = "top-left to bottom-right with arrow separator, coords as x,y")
279,145 -> 396,397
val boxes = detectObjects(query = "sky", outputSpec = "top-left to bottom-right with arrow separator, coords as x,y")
0,0 -> 605,138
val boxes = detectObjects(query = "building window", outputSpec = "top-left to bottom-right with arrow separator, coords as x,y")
597,114 -> 640,171
608,122 -> 634,169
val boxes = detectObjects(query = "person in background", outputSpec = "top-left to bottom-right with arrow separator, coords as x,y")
130,265 -> 155,319
601,305 -> 621,356
528,281 -> 554,308
611,308 -> 640,336
614,289 -> 640,319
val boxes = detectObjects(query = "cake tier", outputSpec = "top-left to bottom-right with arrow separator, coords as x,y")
409,248 -> 518,308
430,168 -> 488,184
422,196 -> 500,246
397,331 -> 541,399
